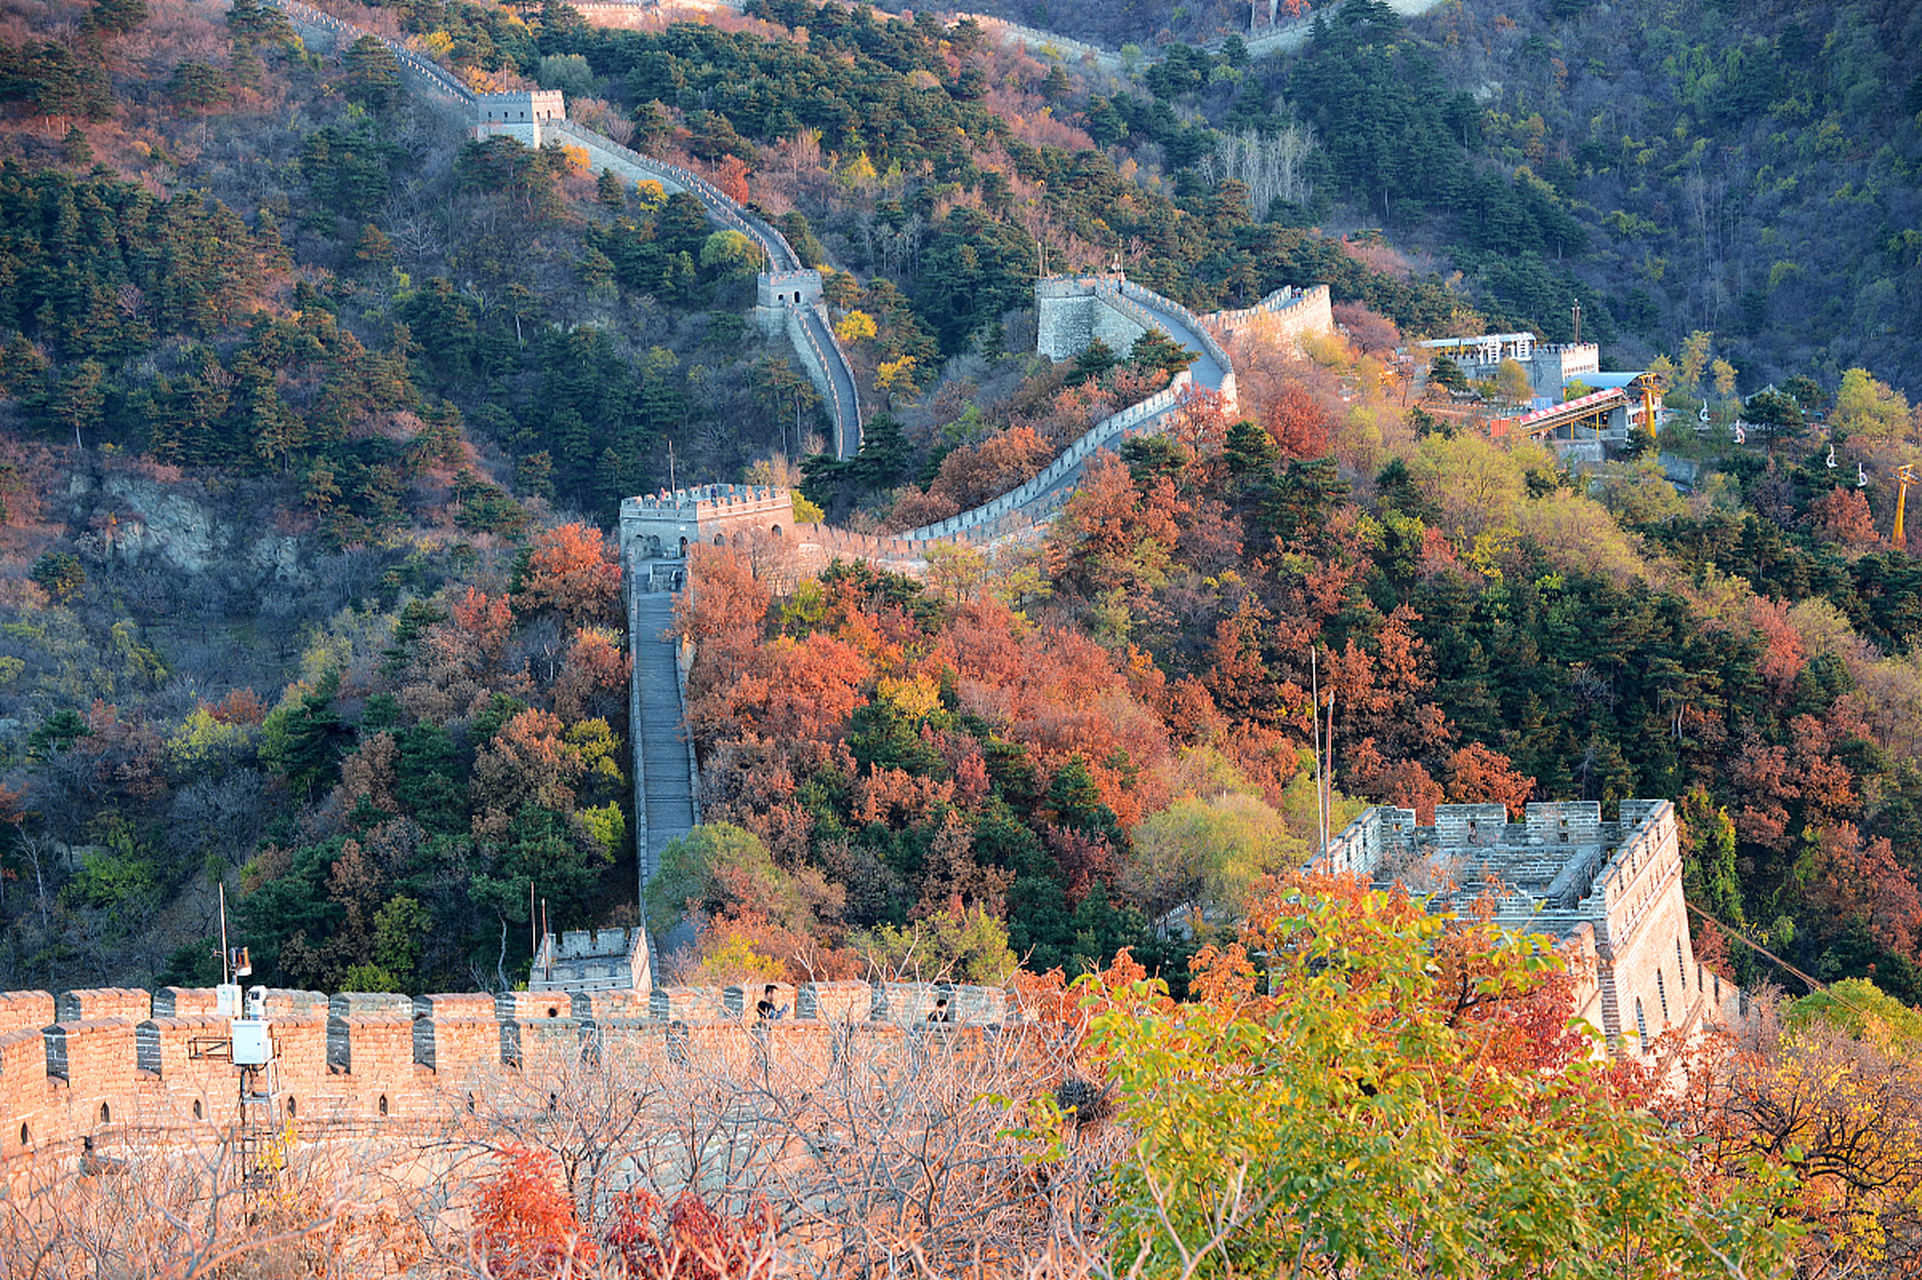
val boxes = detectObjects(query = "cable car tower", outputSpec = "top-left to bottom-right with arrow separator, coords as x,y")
186,886 -> 285,1213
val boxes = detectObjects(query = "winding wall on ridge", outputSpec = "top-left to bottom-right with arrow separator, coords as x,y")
892,279 -> 1330,546
261,0 -> 1334,985
264,0 -> 865,461
267,0 -> 1329,546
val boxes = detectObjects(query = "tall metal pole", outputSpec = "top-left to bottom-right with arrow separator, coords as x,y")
1311,648 -> 1325,867
1324,689 -> 1336,857
219,883 -> 230,985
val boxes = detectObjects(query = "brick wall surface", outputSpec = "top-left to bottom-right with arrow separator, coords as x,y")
872,982 -> 943,1024
797,982 -> 870,1022
498,991 -> 574,1023
0,979 -> 1063,1170
262,989 -> 328,1019
331,992 -> 415,1018
153,987 -> 222,1017
416,993 -> 496,1021
0,991 -> 53,1037
570,990 -> 651,1023
57,988 -> 152,1023
650,987 -> 726,1021
418,1017 -> 504,1081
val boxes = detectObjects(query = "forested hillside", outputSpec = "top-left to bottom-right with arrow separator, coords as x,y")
0,0 -> 1916,1019
3,0 -> 1922,1273
1014,0 -> 1922,395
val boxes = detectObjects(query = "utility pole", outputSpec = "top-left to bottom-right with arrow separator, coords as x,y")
1571,300 -> 1582,345
1311,648 -> 1323,867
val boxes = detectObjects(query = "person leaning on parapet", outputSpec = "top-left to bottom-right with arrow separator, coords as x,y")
756,984 -> 788,1021
927,997 -> 954,1024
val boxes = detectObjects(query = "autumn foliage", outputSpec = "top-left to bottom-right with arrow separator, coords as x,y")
473,1147 -> 776,1279
516,522 -> 622,630
1066,876 -> 1801,1279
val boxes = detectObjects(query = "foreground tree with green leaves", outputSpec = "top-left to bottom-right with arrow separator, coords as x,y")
1044,878 -> 1801,1278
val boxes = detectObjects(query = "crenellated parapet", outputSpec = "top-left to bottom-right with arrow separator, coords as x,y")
0,979 -> 1040,1170
1318,798 -> 1733,1059
472,89 -> 566,145
619,484 -> 798,564
1204,283 -> 1334,354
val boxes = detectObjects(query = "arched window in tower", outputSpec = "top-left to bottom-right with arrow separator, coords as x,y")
1634,997 -> 1649,1052
1676,937 -> 1687,988
1656,970 -> 1669,1023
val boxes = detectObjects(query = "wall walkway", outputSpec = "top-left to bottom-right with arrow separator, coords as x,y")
0,981 -> 1042,1177
263,0 -> 862,462
894,274 -> 1277,546
266,0 -> 1328,550
260,0 -> 1332,956
629,591 -> 696,897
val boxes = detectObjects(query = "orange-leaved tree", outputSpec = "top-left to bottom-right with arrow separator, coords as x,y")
471,1145 -> 778,1279
471,1146 -> 596,1277
516,522 -> 622,631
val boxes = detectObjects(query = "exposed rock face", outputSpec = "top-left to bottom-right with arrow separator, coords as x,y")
67,471 -> 307,583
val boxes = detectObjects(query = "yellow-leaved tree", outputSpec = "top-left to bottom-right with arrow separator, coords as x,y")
1659,978 -> 1922,1278
1036,877 -> 1801,1279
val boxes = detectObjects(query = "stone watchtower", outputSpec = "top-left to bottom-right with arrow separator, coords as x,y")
753,269 -> 825,337
619,484 -> 798,586
1034,274 -> 1149,361
1319,799 -> 1734,1058
472,90 -> 566,146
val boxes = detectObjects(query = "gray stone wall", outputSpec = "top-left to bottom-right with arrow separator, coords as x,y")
1090,303 -> 1149,358
759,270 -> 824,310
784,304 -> 837,428
1209,283 -> 1334,352
1035,287 -> 1098,360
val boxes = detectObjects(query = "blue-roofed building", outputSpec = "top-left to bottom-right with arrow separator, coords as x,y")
1567,371 -> 1647,392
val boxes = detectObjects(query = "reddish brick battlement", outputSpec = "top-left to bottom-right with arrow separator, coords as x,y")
0,979 -> 1031,1171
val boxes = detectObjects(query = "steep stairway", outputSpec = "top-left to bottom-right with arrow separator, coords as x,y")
629,593 -> 696,900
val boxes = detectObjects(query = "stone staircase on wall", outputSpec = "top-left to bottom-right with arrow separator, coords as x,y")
258,2 -> 1339,955
631,592 -> 696,898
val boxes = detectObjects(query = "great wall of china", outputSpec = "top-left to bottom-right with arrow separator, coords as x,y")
269,0 -> 1338,962
268,0 -> 1334,560
0,0 -> 1344,1181
0,974 -> 1040,1176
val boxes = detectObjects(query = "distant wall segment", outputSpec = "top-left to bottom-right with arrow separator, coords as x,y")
260,0 -> 862,460
893,274 -> 1323,546
263,0 -> 1327,566
1205,283 -> 1333,354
